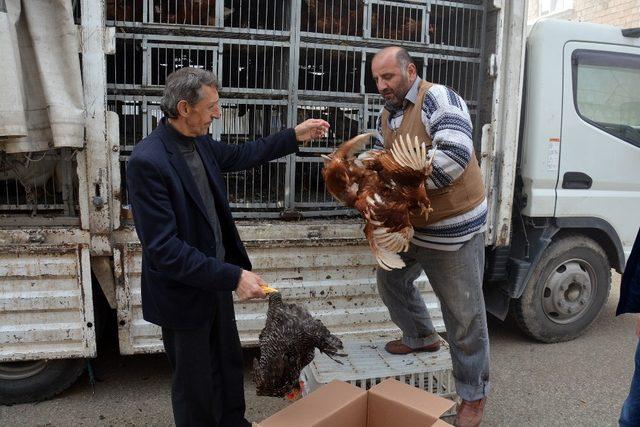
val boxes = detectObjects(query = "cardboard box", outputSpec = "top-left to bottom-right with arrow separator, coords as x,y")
367,378 -> 455,427
258,379 -> 455,427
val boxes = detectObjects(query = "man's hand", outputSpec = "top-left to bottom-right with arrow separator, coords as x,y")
294,119 -> 330,142
635,315 -> 640,337
235,270 -> 267,301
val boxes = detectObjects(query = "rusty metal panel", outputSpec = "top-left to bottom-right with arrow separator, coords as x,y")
115,222 -> 443,354
82,0 -> 116,256
115,245 -> 162,354
236,244 -> 443,345
0,228 -> 89,245
0,244 -> 96,361
107,111 -> 122,232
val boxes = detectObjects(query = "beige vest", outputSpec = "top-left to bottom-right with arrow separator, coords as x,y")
380,80 -> 485,227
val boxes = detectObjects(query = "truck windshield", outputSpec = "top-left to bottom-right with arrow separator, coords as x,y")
572,49 -> 640,148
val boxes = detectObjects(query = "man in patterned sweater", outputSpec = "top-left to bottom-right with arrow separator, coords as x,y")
371,46 -> 489,427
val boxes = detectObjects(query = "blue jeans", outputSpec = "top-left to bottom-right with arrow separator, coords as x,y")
621,338 -> 640,427
376,232 -> 490,401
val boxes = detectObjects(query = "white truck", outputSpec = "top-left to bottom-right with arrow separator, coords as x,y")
1,0 -> 639,405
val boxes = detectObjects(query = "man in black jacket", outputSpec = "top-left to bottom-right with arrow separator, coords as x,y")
127,67 -> 329,427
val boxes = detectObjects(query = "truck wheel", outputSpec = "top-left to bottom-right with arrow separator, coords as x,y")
513,234 -> 611,343
0,358 -> 85,404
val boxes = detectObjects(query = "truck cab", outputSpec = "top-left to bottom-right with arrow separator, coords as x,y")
484,19 -> 640,342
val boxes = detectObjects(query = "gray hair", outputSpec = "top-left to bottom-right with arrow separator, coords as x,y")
160,67 -> 220,118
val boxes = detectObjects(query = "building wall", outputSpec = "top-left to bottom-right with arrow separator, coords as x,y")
528,0 -> 640,28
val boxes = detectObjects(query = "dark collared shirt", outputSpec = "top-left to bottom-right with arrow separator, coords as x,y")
167,121 -> 225,261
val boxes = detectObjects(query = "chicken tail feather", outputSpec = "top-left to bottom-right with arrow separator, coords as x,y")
390,133 -> 432,170
375,249 -> 407,270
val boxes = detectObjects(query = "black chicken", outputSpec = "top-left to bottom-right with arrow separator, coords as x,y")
253,293 -> 345,399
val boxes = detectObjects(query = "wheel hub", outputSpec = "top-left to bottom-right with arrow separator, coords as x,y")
542,259 -> 594,324
0,360 -> 48,381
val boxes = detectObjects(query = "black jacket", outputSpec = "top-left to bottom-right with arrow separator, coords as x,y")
617,227 -> 640,315
127,120 -> 298,329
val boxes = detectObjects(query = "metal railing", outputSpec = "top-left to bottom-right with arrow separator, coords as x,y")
106,0 -> 486,218
0,150 -> 78,216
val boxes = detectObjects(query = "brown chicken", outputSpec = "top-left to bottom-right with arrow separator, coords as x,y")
303,0 -> 363,36
322,133 -> 435,270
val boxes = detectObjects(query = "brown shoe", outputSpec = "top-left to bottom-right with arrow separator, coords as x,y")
384,339 -> 441,355
454,398 -> 486,427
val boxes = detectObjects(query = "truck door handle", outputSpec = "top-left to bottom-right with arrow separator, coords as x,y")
562,172 -> 592,189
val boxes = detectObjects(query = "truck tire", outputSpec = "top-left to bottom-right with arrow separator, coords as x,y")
512,234 -> 611,343
0,358 -> 85,405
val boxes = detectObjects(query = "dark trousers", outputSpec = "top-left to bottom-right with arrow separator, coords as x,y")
621,338 -> 640,427
161,294 -> 249,427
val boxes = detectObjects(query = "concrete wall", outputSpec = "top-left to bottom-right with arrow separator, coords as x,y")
528,0 -> 640,28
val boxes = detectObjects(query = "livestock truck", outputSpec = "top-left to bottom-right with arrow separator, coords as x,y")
1,0 -> 639,404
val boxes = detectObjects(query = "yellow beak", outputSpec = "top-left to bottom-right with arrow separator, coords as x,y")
260,284 -> 279,294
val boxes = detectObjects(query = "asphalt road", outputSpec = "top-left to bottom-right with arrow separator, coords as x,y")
0,273 -> 635,426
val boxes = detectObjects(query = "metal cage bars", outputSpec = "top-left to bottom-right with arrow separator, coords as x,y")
0,150 -> 78,216
106,1 -> 483,53
106,0 -> 486,218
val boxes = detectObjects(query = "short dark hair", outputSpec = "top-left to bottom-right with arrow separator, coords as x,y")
395,48 -> 414,70
160,68 -> 220,118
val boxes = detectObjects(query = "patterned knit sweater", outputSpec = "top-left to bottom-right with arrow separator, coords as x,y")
374,79 -> 486,251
